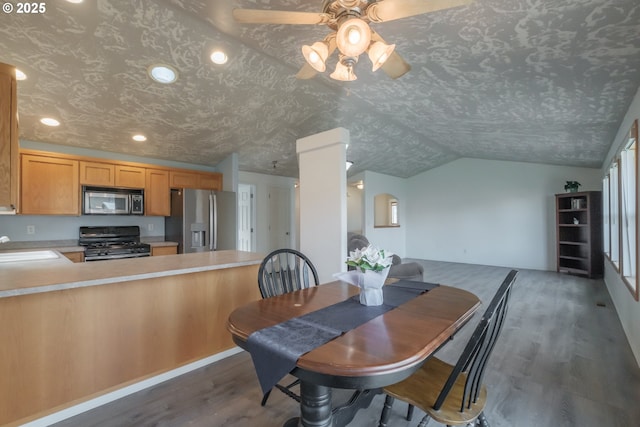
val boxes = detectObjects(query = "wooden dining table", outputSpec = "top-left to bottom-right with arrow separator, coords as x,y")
226,280 -> 481,427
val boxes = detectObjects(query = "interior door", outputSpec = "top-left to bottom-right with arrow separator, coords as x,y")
238,184 -> 255,252
268,186 -> 291,252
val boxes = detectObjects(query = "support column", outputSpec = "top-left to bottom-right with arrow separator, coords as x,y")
296,128 -> 349,283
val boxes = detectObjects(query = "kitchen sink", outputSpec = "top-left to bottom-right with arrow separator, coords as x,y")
0,250 -> 60,263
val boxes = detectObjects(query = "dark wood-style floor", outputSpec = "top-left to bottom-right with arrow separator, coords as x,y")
53,260 -> 640,427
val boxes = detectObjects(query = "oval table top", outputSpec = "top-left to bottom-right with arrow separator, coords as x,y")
227,281 -> 481,389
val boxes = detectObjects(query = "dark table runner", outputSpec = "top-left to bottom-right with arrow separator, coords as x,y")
247,280 -> 439,395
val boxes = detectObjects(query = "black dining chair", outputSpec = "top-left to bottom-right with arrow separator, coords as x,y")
257,248 -> 320,405
378,269 -> 518,427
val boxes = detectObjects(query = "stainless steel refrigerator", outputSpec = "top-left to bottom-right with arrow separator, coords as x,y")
165,189 -> 237,253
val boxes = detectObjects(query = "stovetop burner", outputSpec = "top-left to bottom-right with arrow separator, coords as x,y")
79,226 -> 151,261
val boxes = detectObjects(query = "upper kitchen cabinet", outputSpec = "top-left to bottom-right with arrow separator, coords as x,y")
80,161 -> 115,186
115,165 -> 145,188
21,153 -> 79,215
0,63 -> 20,212
80,161 -> 146,189
169,170 -> 222,190
198,172 -> 222,190
145,168 -> 170,216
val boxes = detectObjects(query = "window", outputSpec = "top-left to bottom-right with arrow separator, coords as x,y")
603,175 -> 610,257
605,119 -> 639,301
610,161 -> 620,270
390,201 -> 398,225
620,136 -> 636,291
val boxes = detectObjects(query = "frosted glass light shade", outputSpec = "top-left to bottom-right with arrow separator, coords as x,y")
330,61 -> 357,81
368,41 -> 395,71
336,18 -> 371,57
302,41 -> 329,72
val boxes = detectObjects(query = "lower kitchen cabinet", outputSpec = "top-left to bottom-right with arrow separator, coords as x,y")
151,245 -> 178,256
62,251 -> 85,263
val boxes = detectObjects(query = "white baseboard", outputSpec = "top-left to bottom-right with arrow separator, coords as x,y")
20,347 -> 244,427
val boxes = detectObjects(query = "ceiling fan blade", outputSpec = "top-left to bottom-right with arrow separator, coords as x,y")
371,31 -> 411,79
233,8 -> 329,25
368,0 -> 473,23
380,51 -> 411,79
296,63 -> 318,79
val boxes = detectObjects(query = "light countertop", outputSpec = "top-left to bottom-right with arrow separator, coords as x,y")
0,250 -> 263,298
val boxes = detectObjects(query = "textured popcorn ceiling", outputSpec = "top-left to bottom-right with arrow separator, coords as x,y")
0,0 -> 639,178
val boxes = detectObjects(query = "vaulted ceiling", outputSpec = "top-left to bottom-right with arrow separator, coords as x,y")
1,0 -> 639,178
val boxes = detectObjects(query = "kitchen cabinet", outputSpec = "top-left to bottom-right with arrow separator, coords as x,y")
556,191 -> 603,278
198,172 -> 222,190
0,62 -> 19,211
115,165 -> 145,188
80,161 -> 115,186
170,170 -> 222,190
21,154 -> 79,215
63,251 -> 85,263
145,168 -> 170,216
170,170 -> 198,188
80,162 -> 145,189
151,245 -> 178,256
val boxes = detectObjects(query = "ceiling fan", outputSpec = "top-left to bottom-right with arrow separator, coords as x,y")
233,0 -> 473,81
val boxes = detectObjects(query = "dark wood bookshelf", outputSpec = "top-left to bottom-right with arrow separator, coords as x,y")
555,191 -> 603,278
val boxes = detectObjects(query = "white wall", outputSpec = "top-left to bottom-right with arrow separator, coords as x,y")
238,171 -> 297,255
405,158 -> 601,270
362,170 -> 407,258
601,86 -> 640,367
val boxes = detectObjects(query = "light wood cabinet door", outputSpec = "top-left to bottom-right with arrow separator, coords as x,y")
0,63 -> 19,210
115,165 -> 145,188
145,168 -> 170,216
63,251 -> 85,263
198,172 -> 222,190
151,245 -> 178,256
21,154 -> 80,215
169,171 -> 198,189
79,161 -> 115,186
170,170 -> 222,190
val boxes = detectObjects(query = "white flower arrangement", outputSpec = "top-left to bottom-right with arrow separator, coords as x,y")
346,244 -> 394,273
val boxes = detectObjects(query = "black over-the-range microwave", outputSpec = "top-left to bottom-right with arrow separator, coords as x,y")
82,186 -> 144,215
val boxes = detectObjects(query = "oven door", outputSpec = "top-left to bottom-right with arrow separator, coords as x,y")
83,191 -> 130,215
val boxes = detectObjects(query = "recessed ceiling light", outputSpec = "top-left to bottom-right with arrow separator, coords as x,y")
210,51 -> 228,65
66,0 -> 83,3
40,118 -> 60,127
148,64 -> 178,84
15,69 -> 26,80
132,134 -> 147,142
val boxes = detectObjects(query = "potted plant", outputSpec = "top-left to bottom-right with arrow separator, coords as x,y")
564,181 -> 581,193
339,244 -> 394,306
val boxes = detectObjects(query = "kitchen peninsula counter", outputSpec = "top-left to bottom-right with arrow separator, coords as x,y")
0,250 -> 264,427
0,250 -> 262,297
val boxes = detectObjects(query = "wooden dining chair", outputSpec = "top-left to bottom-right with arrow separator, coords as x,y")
378,269 -> 518,427
256,248 -> 320,405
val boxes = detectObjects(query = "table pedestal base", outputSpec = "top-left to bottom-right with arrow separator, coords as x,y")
282,382 -> 380,427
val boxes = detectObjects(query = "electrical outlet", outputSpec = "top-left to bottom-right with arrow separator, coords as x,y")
147,223 -> 154,231
27,225 -> 35,235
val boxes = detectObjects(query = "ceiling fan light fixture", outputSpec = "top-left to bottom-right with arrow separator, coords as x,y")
336,18 -> 371,57
330,60 -> 357,81
302,41 -> 329,72
368,41 -> 395,71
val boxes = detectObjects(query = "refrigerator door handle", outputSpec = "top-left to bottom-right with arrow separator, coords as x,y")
210,192 -> 218,251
